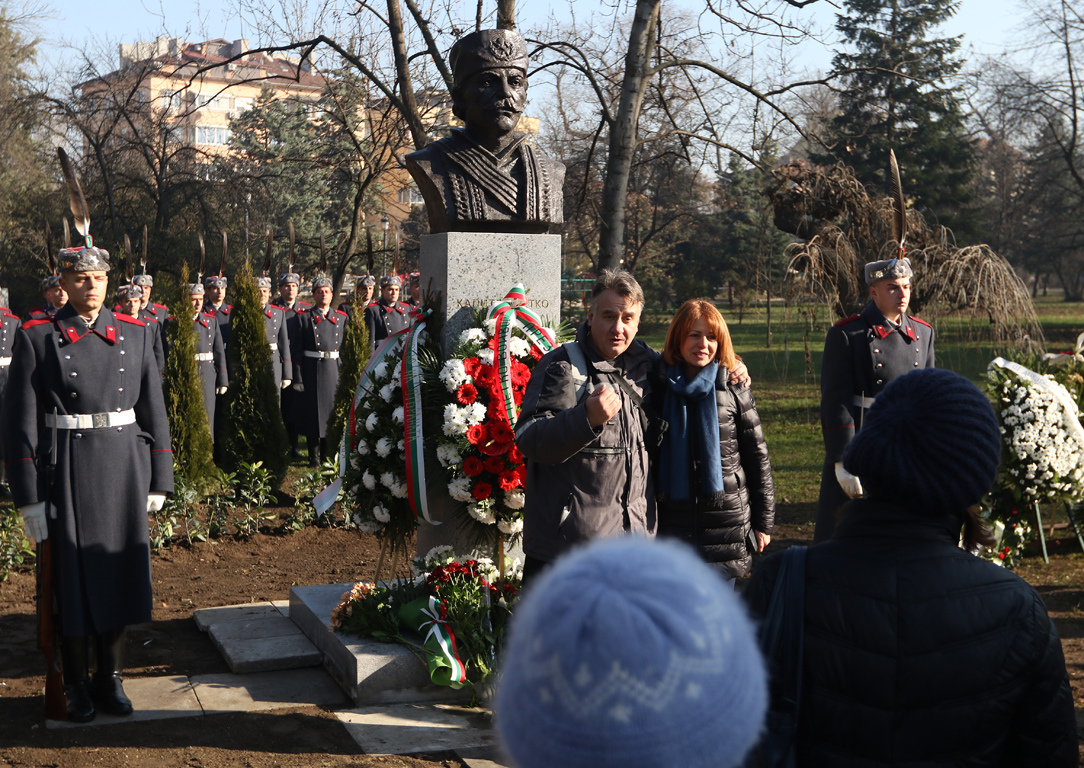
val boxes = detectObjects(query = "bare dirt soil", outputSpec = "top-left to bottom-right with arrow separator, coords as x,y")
0,502 -> 1081,766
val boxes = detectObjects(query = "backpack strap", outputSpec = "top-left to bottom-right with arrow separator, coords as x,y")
562,341 -> 593,403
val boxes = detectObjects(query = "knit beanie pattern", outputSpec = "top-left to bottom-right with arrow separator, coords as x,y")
844,368 -> 1001,516
494,537 -> 767,768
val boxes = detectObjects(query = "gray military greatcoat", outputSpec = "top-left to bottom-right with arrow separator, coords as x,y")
0,305 -> 174,636
263,303 -> 292,389
291,307 -> 346,438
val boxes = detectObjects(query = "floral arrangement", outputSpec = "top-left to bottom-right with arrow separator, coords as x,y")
982,357 -> 1084,566
330,545 -> 522,688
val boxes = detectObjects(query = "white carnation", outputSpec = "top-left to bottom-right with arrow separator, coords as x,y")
390,482 -> 408,499
466,402 -> 487,425
392,406 -> 405,424
443,404 -> 469,436
459,327 -> 487,346
478,348 -> 495,366
439,359 -> 470,391
436,443 -> 462,467
449,477 -> 473,502
508,336 -> 530,358
355,439 -> 370,456
397,439 -> 405,453
365,412 -> 379,433
375,437 -> 393,458
374,361 -> 388,380
379,382 -> 395,402
372,504 -> 391,523
362,470 -> 377,491
483,317 -> 498,335
503,489 -> 525,510
497,516 -> 523,535
467,502 -> 496,524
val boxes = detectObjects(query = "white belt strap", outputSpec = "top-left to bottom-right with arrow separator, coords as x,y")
304,350 -> 340,359
0,356 -> 11,367
853,394 -> 876,409
194,352 -> 214,361
269,343 -> 278,351
45,409 -> 137,430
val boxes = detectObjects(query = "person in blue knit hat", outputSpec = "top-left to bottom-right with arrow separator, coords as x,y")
744,368 -> 1077,765
495,536 -> 767,768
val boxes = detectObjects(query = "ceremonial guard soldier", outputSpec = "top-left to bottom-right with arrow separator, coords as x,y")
256,239 -> 292,392
270,243 -> 308,458
364,275 -> 413,351
406,272 -> 422,307
27,274 -> 67,321
338,274 -> 375,317
185,280 -> 228,434
202,238 -> 232,349
117,282 -> 165,371
816,157 -> 936,542
0,289 -> 19,494
291,273 -> 346,466
1,196 -> 173,722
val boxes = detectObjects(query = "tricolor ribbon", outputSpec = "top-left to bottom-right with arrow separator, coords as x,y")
401,313 -> 436,523
398,595 -> 468,688
484,284 -> 557,426
315,330 -> 412,518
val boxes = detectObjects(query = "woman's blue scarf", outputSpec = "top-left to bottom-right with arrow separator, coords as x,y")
659,361 -> 724,501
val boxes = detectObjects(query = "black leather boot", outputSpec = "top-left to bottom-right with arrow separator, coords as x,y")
92,627 -> 133,716
60,635 -> 95,722
308,436 -> 319,467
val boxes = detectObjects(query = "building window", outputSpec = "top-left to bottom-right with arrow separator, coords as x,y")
195,126 -> 232,145
397,186 -> 425,205
159,89 -> 183,113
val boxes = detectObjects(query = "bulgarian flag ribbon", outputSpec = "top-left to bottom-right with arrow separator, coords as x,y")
401,314 -> 436,524
315,330 -> 412,518
485,284 -> 557,426
398,595 -> 468,689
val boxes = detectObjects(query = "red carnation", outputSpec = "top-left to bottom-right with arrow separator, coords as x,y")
498,470 -> 520,491
507,444 -> 523,464
484,456 -> 505,474
456,383 -> 478,405
490,421 -> 515,445
466,423 -> 488,445
463,457 -> 485,477
471,482 -> 493,501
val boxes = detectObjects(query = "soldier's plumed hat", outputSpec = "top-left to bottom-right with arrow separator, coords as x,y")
204,275 -> 228,289
356,274 -> 376,287
116,283 -> 143,300
278,271 -> 300,286
256,276 -> 273,289
132,274 -> 153,287
58,245 -> 110,273
312,275 -> 333,290
409,272 -> 421,285
186,282 -> 205,296
41,274 -> 62,292
379,275 -> 401,288
450,29 -> 529,89
864,257 -> 913,285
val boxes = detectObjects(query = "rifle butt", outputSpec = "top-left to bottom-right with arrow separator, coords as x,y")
37,540 -> 67,720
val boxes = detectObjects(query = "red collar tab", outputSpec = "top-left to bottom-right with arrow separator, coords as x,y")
63,325 -> 83,343
905,324 -> 916,341
873,325 -> 889,340
98,324 -> 117,343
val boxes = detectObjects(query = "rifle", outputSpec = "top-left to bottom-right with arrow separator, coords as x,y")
37,407 -> 65,719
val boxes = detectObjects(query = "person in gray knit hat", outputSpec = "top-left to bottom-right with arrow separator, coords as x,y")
744,368 -> 1077,766
496,536 -> 767,768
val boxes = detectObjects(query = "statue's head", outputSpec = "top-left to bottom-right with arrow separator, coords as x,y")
450,29 -> 529,140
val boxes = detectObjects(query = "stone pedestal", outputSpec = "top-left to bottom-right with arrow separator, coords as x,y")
420,232 -> 562,350
416,231 -> 560,565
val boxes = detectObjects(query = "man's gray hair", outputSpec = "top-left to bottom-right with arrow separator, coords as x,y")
590,269 -> 644,312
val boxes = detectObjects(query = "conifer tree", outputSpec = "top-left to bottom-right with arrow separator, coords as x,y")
814,0 -> 979,240
162,263 -> 218,491
221,260 -> 290,480
326,303 -> 370,457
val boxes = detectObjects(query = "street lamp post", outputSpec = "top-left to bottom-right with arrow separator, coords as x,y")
380,215 -> 390,277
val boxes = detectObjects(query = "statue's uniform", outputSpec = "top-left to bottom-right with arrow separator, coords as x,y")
0,306 -> 173,635
291,307 -> 346,439
816,302 -> 936,541
263,303 -> 292,389
190,312 -> 228,434
363,299 -> 413,351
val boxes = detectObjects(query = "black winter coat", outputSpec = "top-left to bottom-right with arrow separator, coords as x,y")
743,500 -> 1077,767
655,365 -> 774,579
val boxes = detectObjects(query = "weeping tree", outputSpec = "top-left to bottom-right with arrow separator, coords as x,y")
162,263 -> 218,490
769,161 -> 1041,345
221,260 -> 289,482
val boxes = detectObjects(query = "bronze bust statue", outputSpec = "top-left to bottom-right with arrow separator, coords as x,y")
405,29 -> 565,235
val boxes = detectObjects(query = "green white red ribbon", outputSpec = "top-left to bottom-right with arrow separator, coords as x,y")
401,314 -> 436,523
484,284 -> 557,425
398,595 -> 468,688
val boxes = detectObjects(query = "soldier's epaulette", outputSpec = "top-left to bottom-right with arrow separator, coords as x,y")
22,317 -> 53,330
910,316 -> 932,329
295,306 -> 310,315
154,303 -> 168,313
333,309 -> 348,317
298,300 -> 312,308
366,300 -> 379,308
116,313 -> 146,327
833,314 -> 862,328
142,313 -> 160,324
2,309 -> 17,320
268,304 -> 285,313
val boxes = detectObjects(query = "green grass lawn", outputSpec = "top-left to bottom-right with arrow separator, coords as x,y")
615,294 -> 1084,511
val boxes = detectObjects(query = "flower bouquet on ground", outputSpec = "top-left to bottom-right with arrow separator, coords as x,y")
432,286 -> 569,565
330,545 -> 522,690
982,357 -> 1084,566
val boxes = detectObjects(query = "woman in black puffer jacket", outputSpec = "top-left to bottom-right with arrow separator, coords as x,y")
655,299 -> 775,580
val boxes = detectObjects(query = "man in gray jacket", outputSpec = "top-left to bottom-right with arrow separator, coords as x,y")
515,270 -> 656,581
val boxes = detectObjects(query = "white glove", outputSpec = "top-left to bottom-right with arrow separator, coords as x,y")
281,379 -> 292,390
834,462 -> 864,499
20,502 -> 49,543
216,386 -> 228,395
146,494 -> 166,513
292,381 -> 305,392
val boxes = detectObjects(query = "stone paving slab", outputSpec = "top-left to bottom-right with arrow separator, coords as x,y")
336,703 -> 494,755
192,667 -> 348,713
457,745 -> 513,768
291,584 -> 468,705
212,632 -> 323,674
193,602 -> 283,631
47,675 -> 202,729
